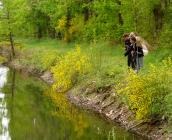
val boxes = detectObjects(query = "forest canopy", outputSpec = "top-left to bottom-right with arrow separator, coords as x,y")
0,0 -> 171,43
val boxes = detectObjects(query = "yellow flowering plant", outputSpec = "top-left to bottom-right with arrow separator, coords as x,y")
116,58 -> 172,120
56,16 -> 67,31
51,45 -> 91,93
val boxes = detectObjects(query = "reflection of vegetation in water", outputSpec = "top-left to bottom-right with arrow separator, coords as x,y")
44,89 -> 89,138
108,127 -> 116,140
2,70 -> 107,140
108,127 -> 135,140
2,70 -> 60,140
1,68 -> 146,140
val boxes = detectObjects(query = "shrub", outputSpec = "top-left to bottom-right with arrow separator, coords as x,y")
116,58 -> 172,120
51,45 -> 91,93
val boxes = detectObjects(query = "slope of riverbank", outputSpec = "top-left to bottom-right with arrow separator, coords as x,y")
6,59 -> 171,140
68,86 -> 170,140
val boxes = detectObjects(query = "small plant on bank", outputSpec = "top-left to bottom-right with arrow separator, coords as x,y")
14,48 -> 59,71
0,56 -> 7,64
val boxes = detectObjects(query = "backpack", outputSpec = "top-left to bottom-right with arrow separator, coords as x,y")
142,44 -> 149,56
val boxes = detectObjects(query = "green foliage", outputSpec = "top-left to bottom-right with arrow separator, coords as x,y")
0,55 -> 7,63
0,0 -> 27,36
160,4 -> 172,48
82,0 -> 119,40
0,0 -> 171,42
116,58 -> 172,120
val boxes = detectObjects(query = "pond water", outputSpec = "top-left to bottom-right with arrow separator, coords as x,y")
0,66 -> 146,140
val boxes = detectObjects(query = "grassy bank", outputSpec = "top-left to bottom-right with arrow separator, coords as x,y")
0,38 -> 172,138
13,38 -> 172,86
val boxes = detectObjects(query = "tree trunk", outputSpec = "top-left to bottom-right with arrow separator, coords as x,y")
65,6 -> 71,42
84,7 -> 89,22
49,27 -> 56,39
133,0 -> 137,32
7,10 -> 15,59
9,32 -> 15,59
66,7 -> 71,29
116,0 -> 123,25
153,5 -> 164,33
11,68 -> 16,98
37,25 -> 42,39
83,0 -> 93,22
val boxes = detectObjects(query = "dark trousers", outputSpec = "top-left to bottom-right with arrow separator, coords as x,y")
128,55 -> 136,69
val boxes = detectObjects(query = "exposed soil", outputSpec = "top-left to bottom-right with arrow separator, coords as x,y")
68,85 -> 171,140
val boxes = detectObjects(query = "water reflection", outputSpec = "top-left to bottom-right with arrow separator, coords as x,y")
11,69 -> 16,98
0,66 -> 11,140
45,90 -> 89,138
45,90 -> 145,140
0,67 -> 146,140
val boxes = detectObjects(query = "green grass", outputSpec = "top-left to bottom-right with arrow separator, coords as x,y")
11,38 -> 172,88
15,38 -> 125,63
16,38 -> 76,55
0,38 -> 169,75
13,38 -> 128,88
144,47 -> 172,66
15,38 -> 171,72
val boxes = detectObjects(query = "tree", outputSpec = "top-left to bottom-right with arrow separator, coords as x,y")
0,0 -> 16,58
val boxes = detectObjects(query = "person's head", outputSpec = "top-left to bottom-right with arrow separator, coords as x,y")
135,36 -> 142,47
122,33 -> 130,41
129,32 -> 138,38
130,36 -> 136,44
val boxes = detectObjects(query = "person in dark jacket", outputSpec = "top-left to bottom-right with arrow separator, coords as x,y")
123,33 -> 131,51
130,36 -> 144,72
123,33 -> 136,69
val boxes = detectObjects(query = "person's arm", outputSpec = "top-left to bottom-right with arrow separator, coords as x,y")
136,47 -> 144,55
124,40 -> 130,51
124,45 -> 127,51
124,45 -> 132,56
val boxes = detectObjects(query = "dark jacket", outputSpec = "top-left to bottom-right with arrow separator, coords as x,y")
134,45 -> 144,57
124,39 -> 131,51
124,44 -> 134,57
124,44 -> 136,69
